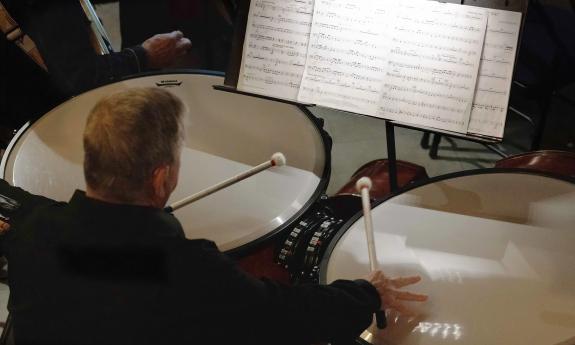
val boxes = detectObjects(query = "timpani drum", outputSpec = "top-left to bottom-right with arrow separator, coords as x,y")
320,170 -> 575,345
0,71 -> 331,255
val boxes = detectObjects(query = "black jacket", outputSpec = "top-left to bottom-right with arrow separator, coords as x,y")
0,180 -> 380,345
5,0 -> 148,96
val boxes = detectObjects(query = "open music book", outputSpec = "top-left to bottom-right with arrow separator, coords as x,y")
237,0 -> 521,139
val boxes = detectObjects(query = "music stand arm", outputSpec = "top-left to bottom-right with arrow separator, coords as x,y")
385,122 -> 399,193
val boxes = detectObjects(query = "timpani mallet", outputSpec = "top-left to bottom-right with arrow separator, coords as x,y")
165,152 -> 286,213
356,177 -> 386,329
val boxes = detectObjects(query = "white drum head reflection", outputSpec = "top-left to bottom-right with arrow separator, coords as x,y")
325,172 -> 575,345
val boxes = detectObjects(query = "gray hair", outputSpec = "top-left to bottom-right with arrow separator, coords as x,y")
83,87 -> 185,202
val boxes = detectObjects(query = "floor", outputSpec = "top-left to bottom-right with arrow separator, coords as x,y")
310,107 -> 501,195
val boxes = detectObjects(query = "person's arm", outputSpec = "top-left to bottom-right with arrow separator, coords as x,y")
179,240 -> 425,345
0,179 -> 56,230
260,277 -> 380,344
21,1 -> 190,95
0,178 -> 58,255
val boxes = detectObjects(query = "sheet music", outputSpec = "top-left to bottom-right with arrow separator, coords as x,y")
237,0 -> 313,101
376,1 -> 488,133
468,9 -> 522,139
297,0 -> 397,115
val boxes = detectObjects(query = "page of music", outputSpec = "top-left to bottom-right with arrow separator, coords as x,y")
297,0 -> 396,115
376,0 -> 487,133
238,0 -> 313,101
237,0 -> 521,139
468,9 -> 522,138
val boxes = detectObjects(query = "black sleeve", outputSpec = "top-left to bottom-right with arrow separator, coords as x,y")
177,240 -> 381,345
0,179 -> 56,253
20,1 -> 148,96
261,278 -> 381,344
0,179 -> 55,226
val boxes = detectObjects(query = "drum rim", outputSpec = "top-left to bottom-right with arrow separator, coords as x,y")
0,69 -> 332,256
318,168 -> 575,284
0,121 -> 31,178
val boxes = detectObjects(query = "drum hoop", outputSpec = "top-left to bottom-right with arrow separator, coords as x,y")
0,121 -> 31,178
318,168 -> 575,284
0,70 -> 332,256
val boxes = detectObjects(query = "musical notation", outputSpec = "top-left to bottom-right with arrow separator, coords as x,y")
244,64 -> 302,79
307,66 -> 383,84
394,27 -> 482,45
391,38 -> 478,57
482,58 -> 511,64
385,72 -> 471,91
242,75 -> 301,89
305,76 -> 381,94
381,94 -> 463,114
300,86 -> 379,108
297,0 -> 394,115
379,106 -> 466,126
383,83 -> 470,103
472,103 -> 506,113
246,52 -> 305,68
238,0 -> 313,101
253,1 -> 312,15
313,33 -> 381,49
477,88 -> 507,95
388,61 -> 474,80
389,48 -> 475,67
395,15 -> 483,33
468,9 -> 521,138
238,0 -> 519,138
377,0 -> 487,133
308,55 -> 386,73
315,9 -> 375,26
251,23 -> 310,36
252,14 -> 312,27
479,73 -> 508,80
247,38 -> 306,56
308,44 -> 387,62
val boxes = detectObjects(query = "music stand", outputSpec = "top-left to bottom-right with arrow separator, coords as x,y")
214,0 -> 529,192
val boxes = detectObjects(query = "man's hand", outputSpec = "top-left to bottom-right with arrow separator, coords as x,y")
0,219 -> 10,235
367,270 -> 427,316
142,31 -> 192,69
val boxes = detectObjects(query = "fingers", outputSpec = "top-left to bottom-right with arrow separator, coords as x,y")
0,220 -> 10,234
389,290 -> 428,302
372,270 -> 385,280
171,30 -> 184,39
389,275 -> 421,288
387,301 -> 416,316
369,272 -> 422,288
176,38 -> 193,52
366,270 -> 385,283
367,271 -> 427,317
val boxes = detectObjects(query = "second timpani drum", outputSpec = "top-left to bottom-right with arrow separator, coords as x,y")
321,170 -> 575,345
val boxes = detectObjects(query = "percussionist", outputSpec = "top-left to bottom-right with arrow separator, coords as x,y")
0,88 -> 426,345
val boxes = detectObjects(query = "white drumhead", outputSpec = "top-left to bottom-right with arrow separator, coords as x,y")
0,72 -> 328,251
325,172 -> 575,345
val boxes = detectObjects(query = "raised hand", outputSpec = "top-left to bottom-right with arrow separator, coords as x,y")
142,31 -> 192,69
0,219 -> 10,235
367,270 -> 428,316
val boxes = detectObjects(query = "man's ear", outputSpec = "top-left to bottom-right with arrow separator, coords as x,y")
151,165 -> 170,201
